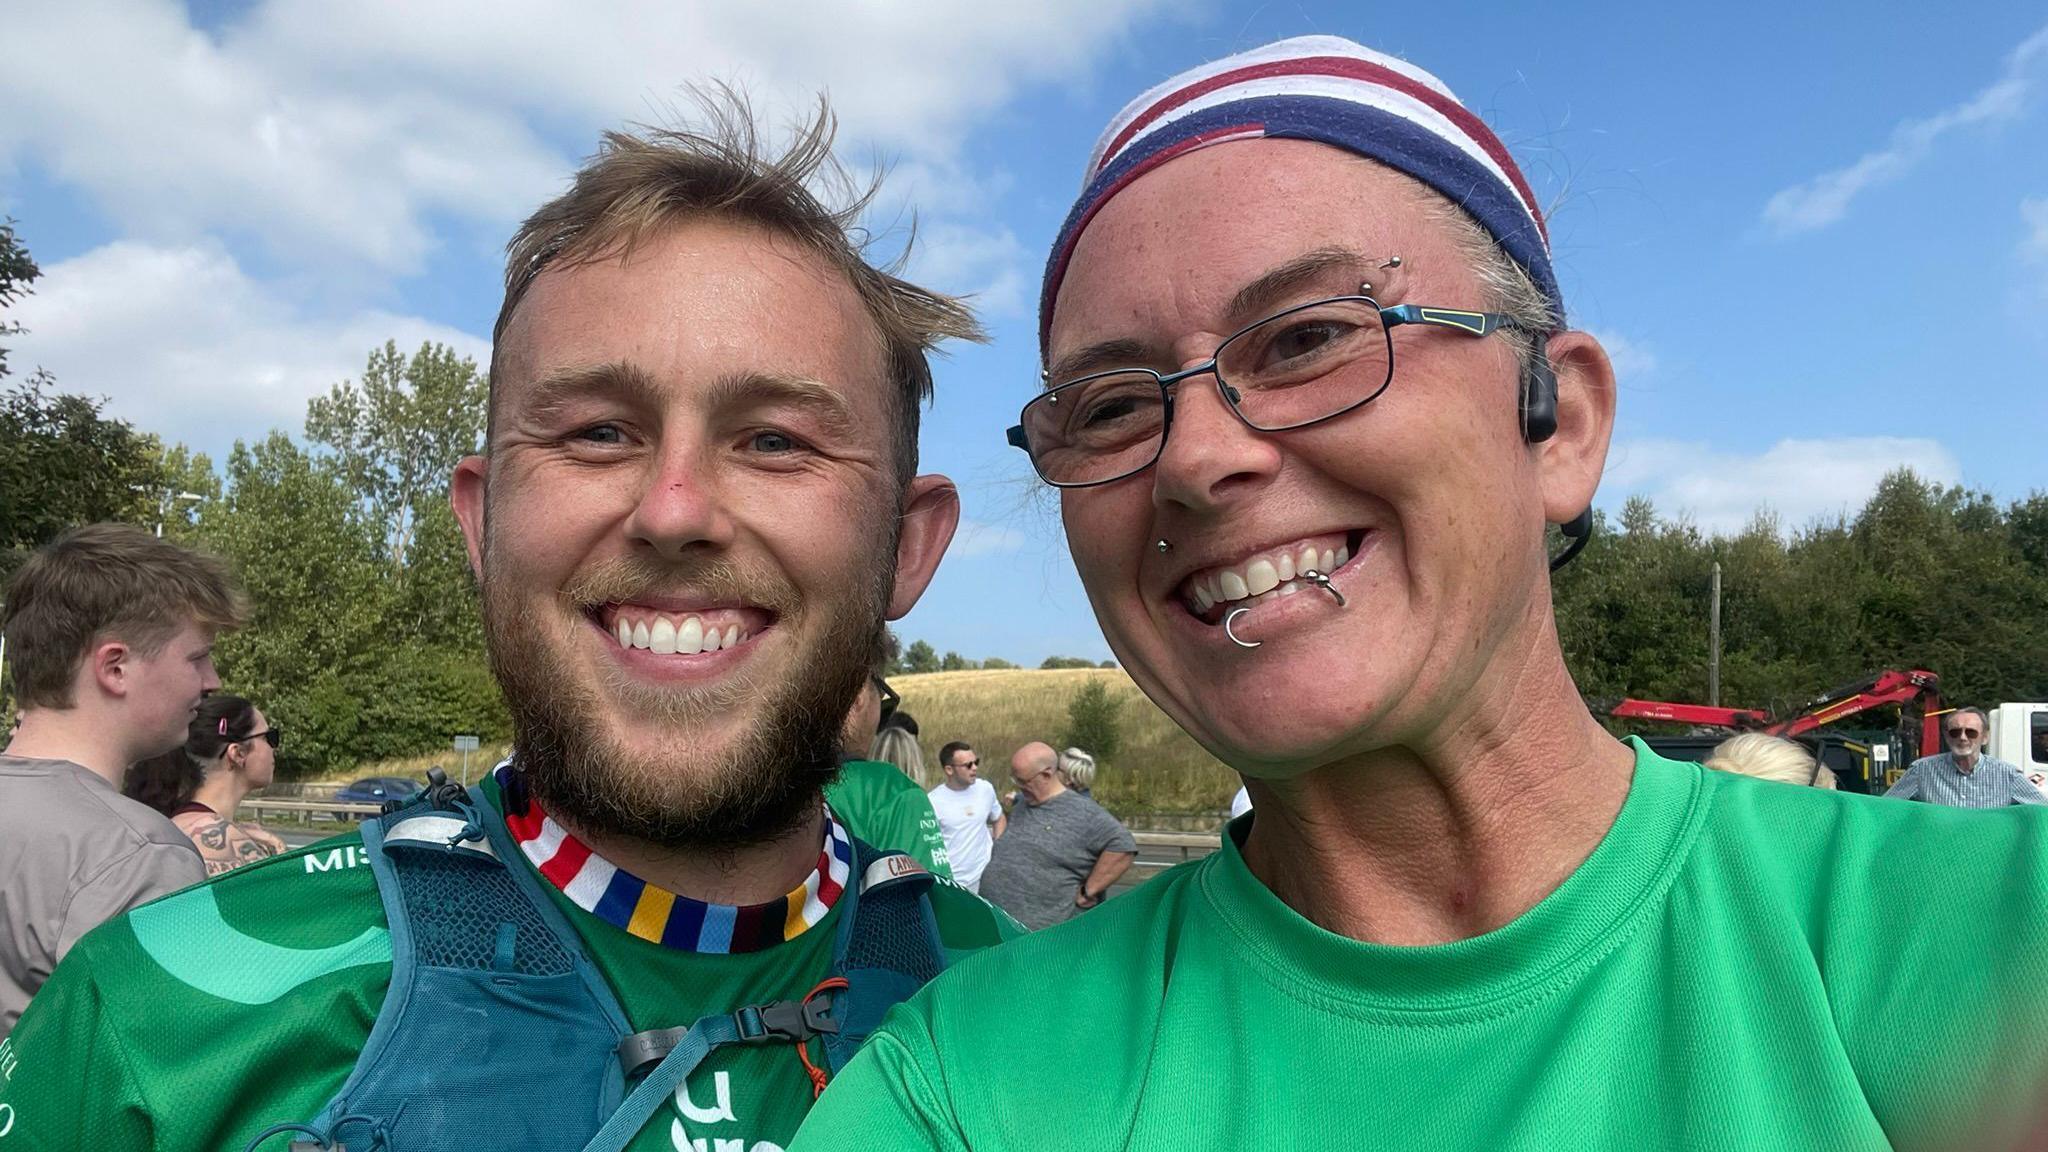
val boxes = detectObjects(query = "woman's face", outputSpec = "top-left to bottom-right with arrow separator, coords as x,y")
237,707 -> 276,788
1044,141 -> 1553,778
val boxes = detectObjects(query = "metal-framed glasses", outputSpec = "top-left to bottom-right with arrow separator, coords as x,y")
1007,289 -> 1534,488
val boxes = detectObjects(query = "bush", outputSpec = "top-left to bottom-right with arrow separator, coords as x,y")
1040,655 -> 1096,670
1061,678 -> 1123,767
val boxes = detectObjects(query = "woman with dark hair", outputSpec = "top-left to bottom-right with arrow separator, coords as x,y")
125,695 -> 286,875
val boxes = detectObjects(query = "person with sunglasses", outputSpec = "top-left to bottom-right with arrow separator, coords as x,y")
124,694 -> 288,876
1884,707 -> 2045,808
928,742 -> 1005,893
797,35 -> 2048,1151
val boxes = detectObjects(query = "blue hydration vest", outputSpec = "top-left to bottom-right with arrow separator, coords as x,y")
246,772 -> 947,1152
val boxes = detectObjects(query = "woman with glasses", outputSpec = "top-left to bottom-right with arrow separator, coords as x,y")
124,695 -> 286,875
799,34 -> 2048,1152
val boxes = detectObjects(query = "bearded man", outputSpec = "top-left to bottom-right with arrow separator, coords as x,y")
0,99 -> 1016,1152
796,37 -> 2048,1151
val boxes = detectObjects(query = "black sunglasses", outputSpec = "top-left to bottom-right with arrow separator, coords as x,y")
242,727 -> 282,749
874,677 -> 901,724
1947,727 -> 1982,739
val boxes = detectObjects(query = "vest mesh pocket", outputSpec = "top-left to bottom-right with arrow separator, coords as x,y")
394,850 -> 576,976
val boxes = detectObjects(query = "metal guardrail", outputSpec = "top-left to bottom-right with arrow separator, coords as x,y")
238,797 -> 383,819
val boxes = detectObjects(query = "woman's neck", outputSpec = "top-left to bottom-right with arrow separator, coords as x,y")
191,767 -> 255,816
1240,627 -> 1635,947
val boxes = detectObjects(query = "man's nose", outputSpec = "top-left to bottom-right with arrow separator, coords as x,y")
626,439 -> 738,557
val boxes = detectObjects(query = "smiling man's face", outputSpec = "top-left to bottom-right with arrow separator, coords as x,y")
455,218 -> 929,848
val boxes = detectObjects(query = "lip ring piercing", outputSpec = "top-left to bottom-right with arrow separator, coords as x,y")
1224,607 -> 1260,649
1157,539 -> 1171,553
1300,569 -> 1346,607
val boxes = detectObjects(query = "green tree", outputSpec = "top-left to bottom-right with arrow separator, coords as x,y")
1039,655 -> 1095,670
304,340 -> 488,652
939,651 -> 971,672
903,640 -> 940,674
981,657 -> 1017,670
1061,678 -> 1123,767
0,376 -> 164,579
0,218 -> 40,379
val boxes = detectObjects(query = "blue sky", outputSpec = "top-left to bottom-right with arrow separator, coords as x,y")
4,1 -> 2046,664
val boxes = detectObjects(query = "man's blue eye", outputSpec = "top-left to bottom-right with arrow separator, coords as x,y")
578,425 -> 624,444
751,431 -> 796,453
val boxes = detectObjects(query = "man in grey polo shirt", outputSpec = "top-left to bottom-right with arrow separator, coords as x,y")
981,740 -> 1136,930
0,524 -> 246,1030
1886,707 -> 2045,808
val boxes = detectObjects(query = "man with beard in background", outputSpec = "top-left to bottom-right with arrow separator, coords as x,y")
0,95 -> 1016,1152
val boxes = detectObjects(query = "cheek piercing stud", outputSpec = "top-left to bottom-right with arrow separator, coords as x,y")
1156,539 -> 1172,553
1223,607 -> 1260,649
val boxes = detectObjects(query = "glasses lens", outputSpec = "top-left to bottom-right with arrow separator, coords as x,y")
1217,297 -> 1392,430
1020,371 -> 1167,486
262,728 -> 282,748
1949,728 -> 1980,738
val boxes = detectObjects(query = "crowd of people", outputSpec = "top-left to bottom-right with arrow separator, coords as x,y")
3,27 -> 2046,1152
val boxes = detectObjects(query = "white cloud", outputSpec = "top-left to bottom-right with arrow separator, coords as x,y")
2023,196 -> 2048,262
8,240 -> 490,454
1761,23 -> 2048,237
908,223 -> 1031,317
1586,329 -> 1657,380
0,0 -> 1177,276
1600,436 -> 1963,535
948,517 -> 1028,558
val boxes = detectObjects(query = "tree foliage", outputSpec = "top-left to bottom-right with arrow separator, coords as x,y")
1553,469 -> 2048,721
902,640 -> 940,675
1062,678 -> 1123,767
0,375 -> 164,580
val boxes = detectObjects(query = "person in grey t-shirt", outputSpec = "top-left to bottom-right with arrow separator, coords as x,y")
0,524 -> 246,1030
980,741 -> 1136,931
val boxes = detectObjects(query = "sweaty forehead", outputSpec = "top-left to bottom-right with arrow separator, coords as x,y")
1045,140 -> 1461,355
494,220 -> 886,411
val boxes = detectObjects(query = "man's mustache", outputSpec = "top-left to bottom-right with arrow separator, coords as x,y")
552,555 -> 801,615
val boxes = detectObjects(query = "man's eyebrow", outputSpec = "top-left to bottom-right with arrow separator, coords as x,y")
518,361 -> 665,420
1224,246 -> 1372,325
1043,247 -> 1372,388
701,371 -> 860,437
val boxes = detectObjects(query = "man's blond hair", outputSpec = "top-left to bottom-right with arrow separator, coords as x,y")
2,523 -> 248,709
492,89 -> 985,483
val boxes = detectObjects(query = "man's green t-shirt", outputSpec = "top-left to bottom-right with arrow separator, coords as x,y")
825,759 -> 953,880
0,782 -> 1016,1151
797,742 -> 2048,1151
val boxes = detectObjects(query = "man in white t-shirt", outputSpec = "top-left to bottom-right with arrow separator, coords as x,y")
929,741 -> 1006,892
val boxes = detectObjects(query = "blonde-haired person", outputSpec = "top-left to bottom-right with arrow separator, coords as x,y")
870,724 -> 931,789
1703,733 -> 1836,790
1057,746 -> 1097,797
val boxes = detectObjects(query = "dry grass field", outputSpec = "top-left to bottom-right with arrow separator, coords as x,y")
329,668 -> 1240,821
891,667 -> 1238,818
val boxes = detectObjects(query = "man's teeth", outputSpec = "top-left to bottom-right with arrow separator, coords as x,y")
1189,542 -> 1350,612
613,613 -> 750,654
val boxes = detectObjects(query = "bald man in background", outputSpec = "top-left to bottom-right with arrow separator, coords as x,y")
979,741 -> 1135,930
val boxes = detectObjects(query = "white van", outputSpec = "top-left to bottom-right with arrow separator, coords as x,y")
1986,703 -> 2048,791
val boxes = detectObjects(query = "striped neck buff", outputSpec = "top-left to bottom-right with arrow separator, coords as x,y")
506,786 -> 853,954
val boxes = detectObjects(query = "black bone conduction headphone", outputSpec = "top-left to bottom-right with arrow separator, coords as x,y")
1519,345 -> 1594,572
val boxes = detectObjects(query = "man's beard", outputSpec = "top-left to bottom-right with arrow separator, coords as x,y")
481,549 -> 888,853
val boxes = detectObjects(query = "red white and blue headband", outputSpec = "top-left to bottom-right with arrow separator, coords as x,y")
1039,35 -> 1562,349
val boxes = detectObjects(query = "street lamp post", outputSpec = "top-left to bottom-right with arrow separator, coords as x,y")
156,491 -> 205,538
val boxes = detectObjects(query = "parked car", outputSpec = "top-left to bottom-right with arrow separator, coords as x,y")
332,776 -> 423,819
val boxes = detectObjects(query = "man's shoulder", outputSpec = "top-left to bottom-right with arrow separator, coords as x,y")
67,828 -> 388,1005
830,758 -> 922,800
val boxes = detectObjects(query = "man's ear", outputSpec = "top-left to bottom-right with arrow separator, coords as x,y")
887,474 -> 962,620
1535,330 -> 1616,526
451,456 -> 488,580
88,640 -> 131,701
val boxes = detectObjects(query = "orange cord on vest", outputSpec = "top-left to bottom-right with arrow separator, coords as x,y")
795,976 -> 851,1099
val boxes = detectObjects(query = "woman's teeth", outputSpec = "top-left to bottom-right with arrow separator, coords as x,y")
1188,542 -> 1350,614
612,614 -> 748,655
